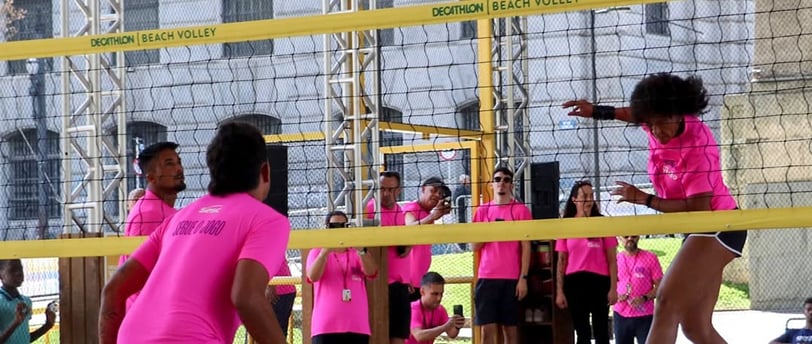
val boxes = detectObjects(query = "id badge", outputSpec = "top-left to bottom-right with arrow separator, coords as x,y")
342,289 -> 352,302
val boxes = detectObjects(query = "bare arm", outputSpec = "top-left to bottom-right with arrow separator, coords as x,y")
646,278 -> 662,300
99,259 -> 151,343
411,320 -> 454,342
232,259 -> 285,344
358,250 -> 378,277
30,308 -> 56,342
471,242 -> 485,252
519,241 -> 531,278
648,192 -> 713,213
556,252 -> 568,294
562,100 -> 633,123
606,244 -> 618,303
306,249 -> 331,282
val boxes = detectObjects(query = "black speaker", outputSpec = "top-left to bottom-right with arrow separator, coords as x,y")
530,162 -> 560,220
263,145 -> 289,217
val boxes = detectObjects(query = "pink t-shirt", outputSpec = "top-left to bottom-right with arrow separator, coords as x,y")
406,301 -> 450,344
118,193 -> 291,343
119,189 -> 178,264
403,201 -> 434,287
366,200 -> 411,284
644,115 -> 737,211
473,200 -> 532,279
307,248 -> 372,336
614,250 -> 663,318
555,237 -> 617,276
274,261 -> 296,296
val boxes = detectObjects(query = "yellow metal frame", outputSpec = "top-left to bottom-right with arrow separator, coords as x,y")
0,0 -> 675,61
2,207 -> 809,259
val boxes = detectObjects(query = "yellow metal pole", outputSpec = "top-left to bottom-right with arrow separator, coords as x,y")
472,17 -> 496,344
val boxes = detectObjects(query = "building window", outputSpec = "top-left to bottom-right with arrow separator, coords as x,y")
226,114 -> 282,135
6,0 -> 52,75
126,122 -> 168,191
377,0 -> 394,46
645,3 -> 670,36
5,129 -> 61,220
124,0 -> 160,66
461,21 -> 477,40
222,0 -> 274,57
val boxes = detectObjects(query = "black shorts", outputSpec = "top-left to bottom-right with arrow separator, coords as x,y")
389,283 -> 411,339
312,333 -> 369,344
474,278 -> 519,326
686,230 -> 747,257
272,292 -> 296,336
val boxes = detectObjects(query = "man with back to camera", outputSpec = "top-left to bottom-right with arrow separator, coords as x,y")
406,271 -> 465,344
472,167 -> 531,344
770,298 -> 812,344
404,177 -> 452,302
99,121 -> 291,343
366,171 -> 413,344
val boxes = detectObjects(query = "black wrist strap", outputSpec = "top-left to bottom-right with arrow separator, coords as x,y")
593,105 -> 616,120
645,194 -> 655,208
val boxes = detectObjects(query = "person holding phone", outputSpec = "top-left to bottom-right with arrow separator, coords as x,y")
472,167 -> 532,344
404,177 -> 452,302
406,272 -> 464,344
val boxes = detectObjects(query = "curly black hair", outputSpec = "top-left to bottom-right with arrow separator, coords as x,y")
629,73 -> 709,123
206,120 -> 268,196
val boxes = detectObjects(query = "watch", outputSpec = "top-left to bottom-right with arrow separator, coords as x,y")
357,248 -> 368,255
521,274 -> 529,279
642,295 -> 650,301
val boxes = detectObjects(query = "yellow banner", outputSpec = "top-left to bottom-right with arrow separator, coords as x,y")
0,0 -> 668,61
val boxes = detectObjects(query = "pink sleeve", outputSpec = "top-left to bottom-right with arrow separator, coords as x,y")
238,215 -> 291,277
650,253 -> 664,281
554,239 -> 567,252
409,304 -> 423,330
305,248 -> 322,280
438,306 -> 449,325
517,205 -> 532,220
603,237 -> 618,249
472,206 -> 485,223
365,200 -> 375,219
681,146 -> 717,197
130,220 -> 168,272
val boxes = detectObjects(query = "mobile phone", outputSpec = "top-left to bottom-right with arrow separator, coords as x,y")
453,304 -> 464,316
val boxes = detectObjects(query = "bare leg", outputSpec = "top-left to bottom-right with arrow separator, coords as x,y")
481,323 -> 499,344
502,325 -> 518,344
645,236 -> 734,344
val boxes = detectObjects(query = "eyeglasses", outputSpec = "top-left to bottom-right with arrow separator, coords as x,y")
493,176 -> 513,184
327,222 -> 349,228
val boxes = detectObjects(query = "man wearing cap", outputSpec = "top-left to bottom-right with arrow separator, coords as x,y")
403,177 -> 452,303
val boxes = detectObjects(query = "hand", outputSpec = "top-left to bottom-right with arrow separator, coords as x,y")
555,293 -> 567,309
610,181 -> 649,205
13,302 -> 28,325
450,314 -> 466,329
629,296 -> 645,308
562,99 -> 595,118
515,278 -> 528,301
45,302 -> 57,325
265,285 -> 279,305
618,293 -> 629,302
407,285 -> 415,295
430,201 -> 452,220
607,290 -> 618,305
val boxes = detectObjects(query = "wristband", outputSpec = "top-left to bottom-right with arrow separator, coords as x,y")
645,194 -> 655,208
642,295 -> 650,301
593,105 -> 616,120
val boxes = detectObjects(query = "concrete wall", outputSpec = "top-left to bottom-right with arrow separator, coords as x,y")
719,0 -> 812,311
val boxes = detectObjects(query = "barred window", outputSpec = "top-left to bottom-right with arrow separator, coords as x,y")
377,0 -> 395,46
456,102 -> 480,174
5,129 -> 61,220
124,0 -> 160,66
6,0 -> 53,75
222,0 -> 274,57
645,3 -> 670,36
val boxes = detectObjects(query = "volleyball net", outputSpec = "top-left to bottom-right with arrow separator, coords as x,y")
0,0 -> 811,316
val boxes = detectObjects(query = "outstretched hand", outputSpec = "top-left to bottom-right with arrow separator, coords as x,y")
610,181 -> 648,205
562,100 -> 594,118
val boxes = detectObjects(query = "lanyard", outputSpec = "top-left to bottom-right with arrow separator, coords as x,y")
332,250 -> 350,290
623,252 -> 639,294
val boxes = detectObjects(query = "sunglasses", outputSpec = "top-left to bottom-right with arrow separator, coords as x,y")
493,176 -> 513,184
327,222 -> 349,228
